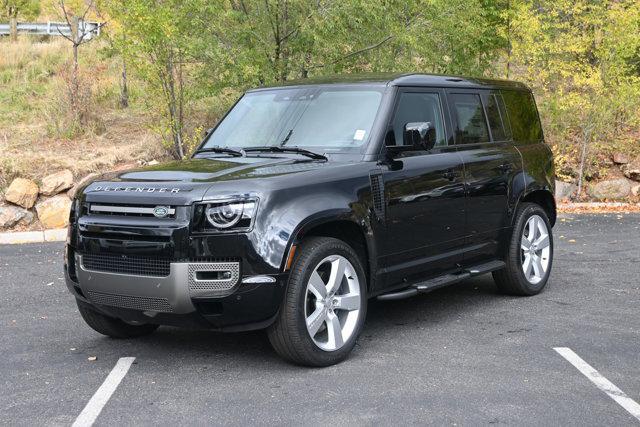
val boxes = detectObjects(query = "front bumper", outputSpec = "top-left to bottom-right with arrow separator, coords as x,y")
65,250 -> 287,331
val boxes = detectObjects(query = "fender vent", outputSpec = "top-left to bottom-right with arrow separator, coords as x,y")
369,173 -> 385,221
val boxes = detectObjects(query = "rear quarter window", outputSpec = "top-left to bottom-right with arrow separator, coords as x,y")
501,90 -> 543,142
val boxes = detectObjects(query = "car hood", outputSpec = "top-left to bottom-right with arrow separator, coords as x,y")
79,157 -> 346,205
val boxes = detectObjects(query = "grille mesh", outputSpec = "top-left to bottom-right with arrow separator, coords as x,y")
82,253 -> 171,277
87,290 -> 173,312
370,173 -> 385,221
188,262 -> 240,296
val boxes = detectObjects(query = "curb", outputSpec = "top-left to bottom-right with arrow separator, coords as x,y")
0,228 -> 67,245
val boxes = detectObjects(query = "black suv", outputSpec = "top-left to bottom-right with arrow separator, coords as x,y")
64,74 -> 555,366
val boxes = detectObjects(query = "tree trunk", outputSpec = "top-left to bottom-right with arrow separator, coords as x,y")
576,127 -> 591,199
9,17 -> 17,42
120,60 -> 129,108
70,16 -> 80,115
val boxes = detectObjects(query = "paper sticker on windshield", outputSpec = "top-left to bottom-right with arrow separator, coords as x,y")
353,130 -> 366,141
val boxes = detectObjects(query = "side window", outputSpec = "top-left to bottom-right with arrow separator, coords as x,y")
501,90 -> 543,142
450,93 -> 490,144
386,92 -> 446,148
484,93 -> 509,141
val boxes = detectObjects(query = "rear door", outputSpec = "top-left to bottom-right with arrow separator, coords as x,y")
376,88 -> 466,290
446,89 -> 522,266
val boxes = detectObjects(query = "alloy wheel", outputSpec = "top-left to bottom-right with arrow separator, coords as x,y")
520,214 -> 551,284
304,255 -> 361,351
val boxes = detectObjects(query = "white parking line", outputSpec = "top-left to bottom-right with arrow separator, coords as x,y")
72,357 -> 136,427
554,347 -> 640,422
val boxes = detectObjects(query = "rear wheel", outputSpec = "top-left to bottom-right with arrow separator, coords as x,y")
267,237 -> 367,367
76,299 -> 159,338
493,203 -> 554,296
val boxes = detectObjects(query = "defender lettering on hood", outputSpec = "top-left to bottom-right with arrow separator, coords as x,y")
88,186 -> 184,193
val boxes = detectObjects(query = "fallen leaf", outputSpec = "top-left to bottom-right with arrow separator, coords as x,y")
568,239 -> 576,243
45,282 -> 53,286
88,356 -> 97,361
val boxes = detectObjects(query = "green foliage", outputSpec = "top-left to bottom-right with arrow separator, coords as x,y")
506,0 -> 640,193
1,0 -> 40,19
86,0 -> 640,178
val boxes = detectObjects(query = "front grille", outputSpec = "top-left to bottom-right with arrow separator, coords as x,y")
82,253 -> 171,277
85,203 -> 176,219
87,290 -> 173,312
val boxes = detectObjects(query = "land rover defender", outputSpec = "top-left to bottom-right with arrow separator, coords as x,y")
64,74 -> 555,366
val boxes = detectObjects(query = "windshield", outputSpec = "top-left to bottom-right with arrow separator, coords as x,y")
203,86 -> 384,153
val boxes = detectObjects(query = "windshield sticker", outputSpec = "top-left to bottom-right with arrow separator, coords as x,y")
353,129 -> 366,141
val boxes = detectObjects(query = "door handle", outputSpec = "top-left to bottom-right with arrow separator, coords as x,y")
442,169 -> 457,181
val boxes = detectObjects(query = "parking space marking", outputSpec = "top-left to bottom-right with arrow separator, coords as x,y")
554,347 -> 640,422
72,357 -> 136,427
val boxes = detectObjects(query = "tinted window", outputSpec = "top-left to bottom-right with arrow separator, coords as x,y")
484,93 -> 509,141
501,90 -> 543,142
387,92 -> 446,147
451,93 -> 490,144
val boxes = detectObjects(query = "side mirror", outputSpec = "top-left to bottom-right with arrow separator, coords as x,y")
404,122 -> 437,150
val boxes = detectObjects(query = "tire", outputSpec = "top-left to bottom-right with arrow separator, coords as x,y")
76,299 -> 159,338
267,237 -> 368,367
493,202 -> 554,296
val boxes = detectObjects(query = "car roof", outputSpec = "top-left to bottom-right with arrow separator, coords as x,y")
248,73 -> 529,92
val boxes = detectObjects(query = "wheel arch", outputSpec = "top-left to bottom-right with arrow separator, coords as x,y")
516,188 -> 556,226
286,213 -> 375,292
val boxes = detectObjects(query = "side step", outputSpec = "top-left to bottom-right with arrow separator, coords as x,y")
377,260 -> 505,301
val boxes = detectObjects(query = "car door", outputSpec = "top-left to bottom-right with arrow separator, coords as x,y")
376,88 -> 466,290
446,89 -> 522,266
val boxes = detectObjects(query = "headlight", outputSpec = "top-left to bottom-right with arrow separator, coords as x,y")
196,198 -> 258,232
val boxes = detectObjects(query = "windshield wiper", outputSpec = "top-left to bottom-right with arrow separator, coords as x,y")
195,146 -> 244,157
244,146 -> 327,161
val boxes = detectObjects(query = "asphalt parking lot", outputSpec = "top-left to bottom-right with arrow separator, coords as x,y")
1,213 -> 639,426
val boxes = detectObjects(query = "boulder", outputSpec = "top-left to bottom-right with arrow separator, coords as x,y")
67,173 -> 99,199
555,181 -> 577,201
5,178 -> 39,209
632,184 -> 640,197
40,170 -> 74,196
35,195 -> 72,229
0,205 -> 33,229
622,159 -> 640,181
612,153 -> 629,164
587,178 -> 632,200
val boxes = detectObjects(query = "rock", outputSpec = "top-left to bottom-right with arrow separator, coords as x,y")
0,205 -> 32,229
67,173 -> 99,199
612,153 -> 629,164
632,184 -> 640,197
555,180 -> 577,201
5,178 -> 39,209
35,196 -> 72,229
587,178 -> 632,200
622,159 -> 640,181
148,160 -> 159,166
40,170 -> 74,196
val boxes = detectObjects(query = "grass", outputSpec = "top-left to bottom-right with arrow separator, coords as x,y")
0,37 -> 168,193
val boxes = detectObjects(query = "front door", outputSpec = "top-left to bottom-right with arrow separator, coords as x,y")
376,89 -> 466,289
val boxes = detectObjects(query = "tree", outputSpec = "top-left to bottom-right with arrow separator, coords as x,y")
55,0 -> 99,124
505,0 -> 640,193
1,0 -> 40,41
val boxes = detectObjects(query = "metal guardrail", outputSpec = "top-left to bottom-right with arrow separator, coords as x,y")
0,21 -> 102,40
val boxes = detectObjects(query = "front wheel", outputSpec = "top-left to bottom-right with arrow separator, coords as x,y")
267,237 -> 367,367
493,202 -> 554,296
